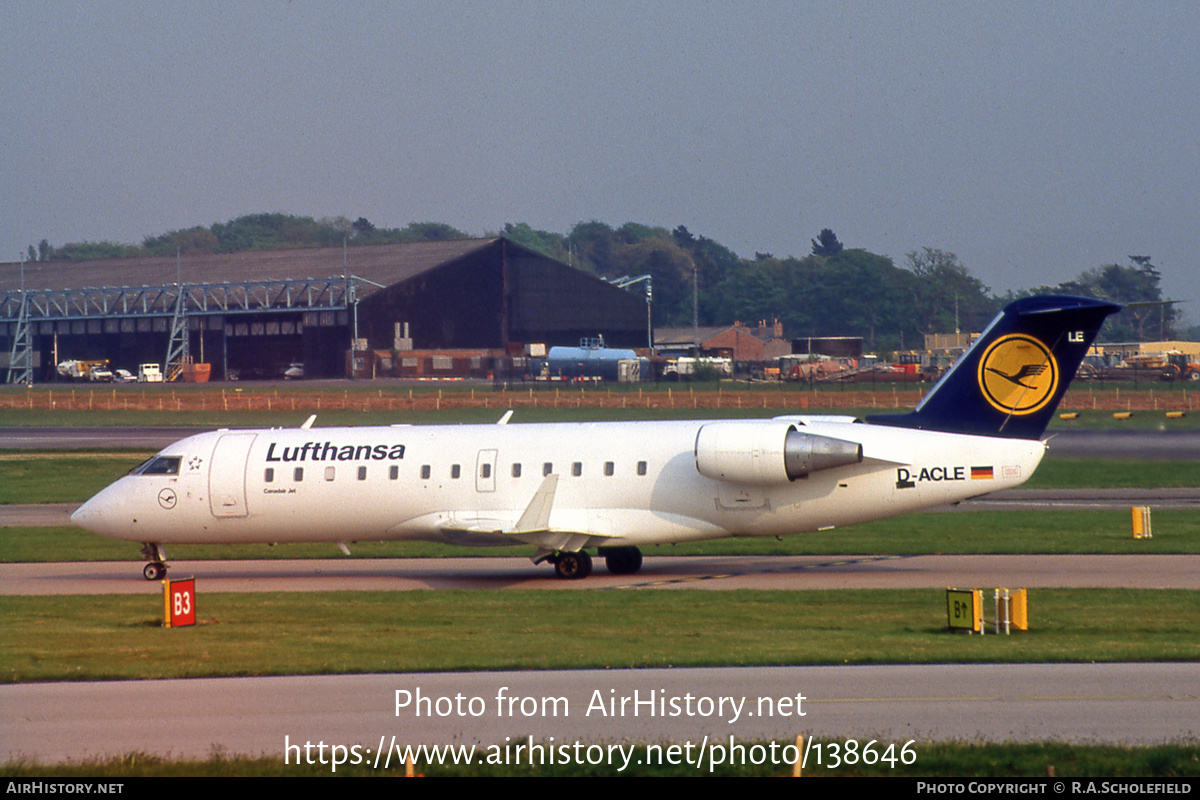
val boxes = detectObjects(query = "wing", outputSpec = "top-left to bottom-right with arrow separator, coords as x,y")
437,474 -> 619,553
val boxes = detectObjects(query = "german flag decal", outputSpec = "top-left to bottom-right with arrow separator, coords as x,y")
971,466 -> 994,480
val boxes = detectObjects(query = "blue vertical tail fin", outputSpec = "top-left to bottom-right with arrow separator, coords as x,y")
866,295 -> 1121,439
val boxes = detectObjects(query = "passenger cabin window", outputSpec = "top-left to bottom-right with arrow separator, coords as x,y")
543,462 -> 553,476
480,463 -> 491,479
325,467 -> 336,481
420,465 -> 431,480
390,465 -> 400,480
637,460 -> 648,476
604,461 -> 614,476
264,468 -> 274,483
132,456 -> 181,476
512,463 -> 521,478
358,466 -> 367,481
572,462 -> 582,477
451,464 -> 461,479
294,467 -> 304,481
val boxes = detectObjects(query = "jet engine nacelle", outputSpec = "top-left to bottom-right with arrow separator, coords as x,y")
694,422 -> 863,484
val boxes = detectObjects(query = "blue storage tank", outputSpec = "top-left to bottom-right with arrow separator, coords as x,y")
546,339 -> 642,381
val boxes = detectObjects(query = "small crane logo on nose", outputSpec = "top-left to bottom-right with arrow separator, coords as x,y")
158,488 -> 177,509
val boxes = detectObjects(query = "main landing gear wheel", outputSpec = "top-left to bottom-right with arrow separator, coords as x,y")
553,550 -> 593,580
143,562 -> 167,581
600,546 -> 643,575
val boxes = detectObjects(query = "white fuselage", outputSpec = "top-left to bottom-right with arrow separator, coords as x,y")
71,416 -> 1045,550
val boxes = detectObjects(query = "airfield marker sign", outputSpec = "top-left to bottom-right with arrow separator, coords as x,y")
163,577 -> 196,628
946,588 -> 982,633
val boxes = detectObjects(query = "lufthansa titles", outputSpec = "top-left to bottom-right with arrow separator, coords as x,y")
265,442 -> 406,462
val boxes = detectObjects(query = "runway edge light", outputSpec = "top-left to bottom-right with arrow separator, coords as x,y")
1132,506 -> 1153,539
163,577 -> 196,628
996,588 -> 1028,633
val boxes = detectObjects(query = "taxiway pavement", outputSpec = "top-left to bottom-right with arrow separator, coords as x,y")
3,553 -> 1200,594
3,663 -> 1196,765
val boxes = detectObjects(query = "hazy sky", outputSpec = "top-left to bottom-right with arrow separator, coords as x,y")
4,1 -> 1197,321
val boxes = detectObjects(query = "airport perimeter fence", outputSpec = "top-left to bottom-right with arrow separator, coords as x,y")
0,384 -> 1196,414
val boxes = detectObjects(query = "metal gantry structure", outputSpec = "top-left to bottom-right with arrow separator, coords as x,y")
5,289 -> 33,385
607,274 -> 653,350
163,286 -> 191,382
0,276 -> 372,319
1,275 -> 376,384
4,258 -> 33,385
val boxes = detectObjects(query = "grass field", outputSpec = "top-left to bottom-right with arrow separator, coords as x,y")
1,587 -> 1197,777
4,589 -> 1198,683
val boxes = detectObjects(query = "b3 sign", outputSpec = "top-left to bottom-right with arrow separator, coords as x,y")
163,577 -> 196,628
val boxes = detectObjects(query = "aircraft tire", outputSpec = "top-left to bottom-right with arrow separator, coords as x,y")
143,562 -> 167,581
554,550 -> 592,580
602,546 -> 643,575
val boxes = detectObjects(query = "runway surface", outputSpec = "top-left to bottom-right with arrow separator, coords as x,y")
4,553 -> 1200,594
0,426 -> 204,450
953,487 -> 1200,510
1046,429 -> 1200,461
3,664 -> 1197,765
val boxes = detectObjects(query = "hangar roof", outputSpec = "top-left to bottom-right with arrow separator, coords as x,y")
0,238 -> 498,295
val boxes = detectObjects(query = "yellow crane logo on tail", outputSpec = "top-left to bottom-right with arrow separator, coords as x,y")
977,334 -> 1059,415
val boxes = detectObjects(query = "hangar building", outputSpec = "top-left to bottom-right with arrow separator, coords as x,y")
1,238 -> 647,382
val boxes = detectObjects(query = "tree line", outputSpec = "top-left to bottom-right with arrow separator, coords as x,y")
25,214 -> 1181,346
500,221 -> 1178,346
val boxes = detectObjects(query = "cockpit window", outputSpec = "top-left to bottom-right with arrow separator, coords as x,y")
130,456 -> 182,476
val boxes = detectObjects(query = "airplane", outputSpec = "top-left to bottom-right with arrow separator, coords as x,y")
71,294 -> 1121,581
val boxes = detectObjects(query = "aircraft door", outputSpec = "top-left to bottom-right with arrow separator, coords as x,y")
476,449 -> 497,493
209,433 -> 257,517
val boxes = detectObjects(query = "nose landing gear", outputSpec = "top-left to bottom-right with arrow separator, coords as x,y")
140,543 -> 168,581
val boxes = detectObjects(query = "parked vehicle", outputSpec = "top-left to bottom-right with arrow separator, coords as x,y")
56,360 -> 113,382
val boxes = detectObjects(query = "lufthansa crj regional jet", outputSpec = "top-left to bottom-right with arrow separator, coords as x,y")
72,295 -> 1120,580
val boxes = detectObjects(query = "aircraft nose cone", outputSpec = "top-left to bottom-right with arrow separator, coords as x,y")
70,485 -> 131,539
70,497 -> 101,532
